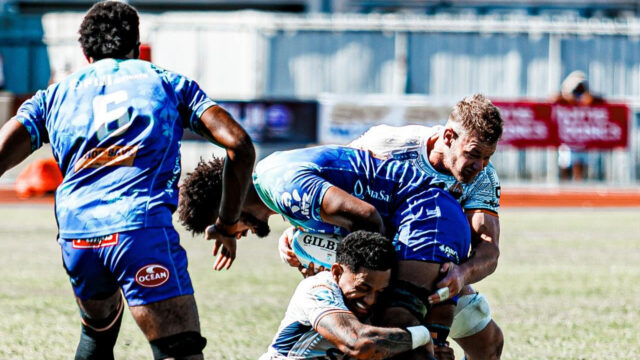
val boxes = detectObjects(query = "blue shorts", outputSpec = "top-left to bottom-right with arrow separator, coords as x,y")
59,227 -> 193,306
391,187 -> 471,264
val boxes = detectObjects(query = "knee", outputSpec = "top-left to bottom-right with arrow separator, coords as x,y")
75,297 -> 125,360
149,331 -> 207,360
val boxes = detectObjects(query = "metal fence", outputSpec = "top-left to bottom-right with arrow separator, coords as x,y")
37,12 -> 640,184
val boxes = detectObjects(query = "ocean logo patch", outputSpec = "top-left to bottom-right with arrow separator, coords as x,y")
135,264 -> 170,287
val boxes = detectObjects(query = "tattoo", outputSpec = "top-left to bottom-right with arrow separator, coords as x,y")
317,312 -> 414,359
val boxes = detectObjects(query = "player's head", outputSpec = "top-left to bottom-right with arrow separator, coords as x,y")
78,1 -> 140,61
178,157 -> 270,237
443,94 -> 503,183
331,231 -> 395,320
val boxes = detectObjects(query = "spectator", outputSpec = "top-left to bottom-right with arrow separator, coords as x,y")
552,71 -> 604,181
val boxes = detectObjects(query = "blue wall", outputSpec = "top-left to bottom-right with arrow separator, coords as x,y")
0,14 -> 50,94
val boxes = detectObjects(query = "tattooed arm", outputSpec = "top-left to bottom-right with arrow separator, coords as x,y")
316,311 -> 427,359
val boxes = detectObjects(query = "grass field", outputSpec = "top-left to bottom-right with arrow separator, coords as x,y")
1,205 -> 639,359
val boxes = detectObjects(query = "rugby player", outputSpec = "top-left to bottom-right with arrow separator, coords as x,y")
279,94 -> 504,359
259,230 -> 440,359
0,2 -> 255,359
179,145 -> 472,359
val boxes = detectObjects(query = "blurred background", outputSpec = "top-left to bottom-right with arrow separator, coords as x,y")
1,2 -> 640,359
1,0 -> 640,197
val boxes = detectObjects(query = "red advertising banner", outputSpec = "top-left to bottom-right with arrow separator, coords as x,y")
493,101 -> 629,149
493,101 -> 556,148
553,104 -> 629,149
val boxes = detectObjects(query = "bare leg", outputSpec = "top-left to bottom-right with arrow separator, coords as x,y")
455,320 -> 503,360
75,291 -> 125,360
78,293 -> 203,360
77,291 -> 124,320
451,286 -> 503,360
129,294 -> 203,360
379,261 -> 455,360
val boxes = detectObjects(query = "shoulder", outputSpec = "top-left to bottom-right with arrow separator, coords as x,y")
361,124 -> 433,141
296,272 -> 338,299
350,125 -> 434,153
476,163 -> 500,186
462,163 -> 501,210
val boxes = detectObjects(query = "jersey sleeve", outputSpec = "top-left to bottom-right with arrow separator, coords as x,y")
253,163 -> 333,225
14,90 -> 50,151
348,124 -> 430,159
462,164 -> 501,213
348,124 -> 393,153
163,70 -> 216,136
303,282 -> 351,330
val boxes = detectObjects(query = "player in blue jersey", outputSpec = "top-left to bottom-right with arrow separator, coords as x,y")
179,145 -> 471,359
279,95 -> 505,359
0,2 -> 255,359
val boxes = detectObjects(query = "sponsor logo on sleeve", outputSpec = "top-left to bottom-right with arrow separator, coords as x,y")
72,233 -> 119,249
135,264 -> 170,288
391,151 -> 419,161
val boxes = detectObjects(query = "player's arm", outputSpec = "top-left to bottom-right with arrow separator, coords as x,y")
320,186 -> 385,234
316,311 -> 431,359
429,210 -> 500,304
172,70 -> 255,236
461,210 -> 500,284
279,186 -> 385,273
196,105 -> 255,270
198,105 -> 255,230
0,118 -> 33,177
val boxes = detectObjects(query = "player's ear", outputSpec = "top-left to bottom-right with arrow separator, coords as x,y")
442,127 -> 457,147
331,263 -> 343,282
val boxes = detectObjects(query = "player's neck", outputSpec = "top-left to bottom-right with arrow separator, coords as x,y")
245,185 -> 276,217
87,49 -> 138,64
427,135 -> 451,175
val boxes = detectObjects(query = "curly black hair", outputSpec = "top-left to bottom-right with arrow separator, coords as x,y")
178,157 -> 225,234
336,231 -> 396,272
78,1 -> 140,60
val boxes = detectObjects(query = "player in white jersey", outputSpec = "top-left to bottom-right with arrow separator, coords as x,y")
351,95 -> 503,360
260,231 -> 445,360
280,94 -> 504,359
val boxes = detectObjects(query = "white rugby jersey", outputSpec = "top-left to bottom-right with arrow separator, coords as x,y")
349,125 -> 500,213
261,271 -> 352,359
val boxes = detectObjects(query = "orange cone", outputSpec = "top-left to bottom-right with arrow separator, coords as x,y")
15,158 -> 63,198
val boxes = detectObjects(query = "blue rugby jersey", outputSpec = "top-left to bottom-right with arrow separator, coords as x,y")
16,59 -> 216,238
254,146 -> 471,264
253,146 -> 451,234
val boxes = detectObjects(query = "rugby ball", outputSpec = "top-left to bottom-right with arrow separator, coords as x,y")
291,230 -> 342,269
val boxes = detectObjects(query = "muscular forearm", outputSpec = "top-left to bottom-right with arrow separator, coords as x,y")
199,105 -> 256,223
335,325 -> 415,359
318,313 -> 429,359
461,211 -> 501,285
459,240 -> 499,285
320,187 -> 385,234
0,118 -> 33,177
218,139 -> 254,222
